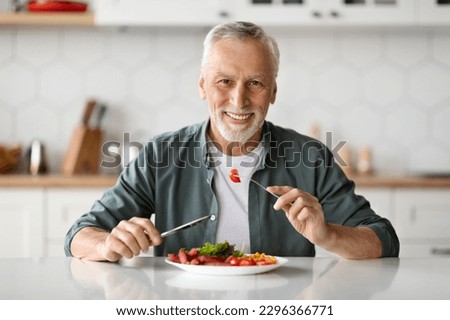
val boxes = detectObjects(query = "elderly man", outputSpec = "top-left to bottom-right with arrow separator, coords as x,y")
65,21 -> 399,261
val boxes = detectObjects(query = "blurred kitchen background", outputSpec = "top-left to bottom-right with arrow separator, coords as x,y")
0,0 -> 449,176
0,0 -> 450,258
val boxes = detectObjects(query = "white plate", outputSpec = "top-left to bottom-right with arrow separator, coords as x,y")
165,257 -> 288,276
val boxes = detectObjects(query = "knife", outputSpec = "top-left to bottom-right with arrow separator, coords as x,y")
89,104 -> 107,128
161,214 -> 212,238
81,100 -> 97,127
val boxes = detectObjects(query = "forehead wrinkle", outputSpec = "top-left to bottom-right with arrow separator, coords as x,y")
205,39 -> 274,74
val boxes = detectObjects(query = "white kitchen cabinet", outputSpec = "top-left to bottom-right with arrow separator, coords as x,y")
235,0 -> 416,26
320,186 -> 450,258
315,186 -> 393,257
357,187 -> 450,257
41,186 -> 450,258
235,0 -> 323,26
2,182 -> 449,258
0,188 -> 45,258
393,189 -> 450,257
3,0 -> 449,27
95,0 -> 233,26
356,187 -> 394,221
418,0 -> 450,25
358,187 -> 450,257
330,0 -> 416,25
45,188 -> 105,257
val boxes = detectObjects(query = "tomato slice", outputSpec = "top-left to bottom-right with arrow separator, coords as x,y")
229,168 -> 241,183
225,256 -> 240,266
239,258 -> 257,266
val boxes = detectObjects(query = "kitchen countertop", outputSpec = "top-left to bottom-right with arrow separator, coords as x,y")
0,256 -> 449,299
0,174 -> 118,188
0,174 -> 450,188
348,174 -> 450,188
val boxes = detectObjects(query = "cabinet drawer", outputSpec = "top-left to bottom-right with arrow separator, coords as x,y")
418,0 -> 450,25
394,189 -> 450,239
0,189 -> 45,258
400,243 -> 450,258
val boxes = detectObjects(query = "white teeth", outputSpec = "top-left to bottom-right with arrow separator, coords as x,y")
226,112 -> 251,120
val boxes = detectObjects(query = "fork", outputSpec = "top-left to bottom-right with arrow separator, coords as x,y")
229,168 -> 280,200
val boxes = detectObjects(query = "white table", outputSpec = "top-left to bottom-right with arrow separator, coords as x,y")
1,257 -> 449,300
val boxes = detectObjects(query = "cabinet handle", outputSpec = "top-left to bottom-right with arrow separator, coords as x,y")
312,11 -> 322,18
218,11 -> 229,18
431,248 -> 450,256
330,10 -> 340,18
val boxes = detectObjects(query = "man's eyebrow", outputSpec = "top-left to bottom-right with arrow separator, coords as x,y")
213,72 -> 233,79
213,72 -> 267,81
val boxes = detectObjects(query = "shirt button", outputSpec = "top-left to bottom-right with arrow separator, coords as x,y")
210,215 -> 216,221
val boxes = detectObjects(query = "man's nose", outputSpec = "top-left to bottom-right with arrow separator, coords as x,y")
230,83 -> 249,109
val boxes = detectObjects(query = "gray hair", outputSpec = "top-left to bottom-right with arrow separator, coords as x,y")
201,21 -> 280,77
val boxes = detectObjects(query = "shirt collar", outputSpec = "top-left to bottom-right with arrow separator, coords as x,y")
200,119 -> 272,170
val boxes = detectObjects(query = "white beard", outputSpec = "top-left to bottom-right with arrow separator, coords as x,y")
214,108 -> 265,143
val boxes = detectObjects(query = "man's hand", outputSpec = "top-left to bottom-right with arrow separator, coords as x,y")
71,217 -> 163,262
266,185 -> 382,259
266,185 -> 329,245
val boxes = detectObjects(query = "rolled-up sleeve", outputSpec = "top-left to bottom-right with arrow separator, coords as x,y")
64,148 -> 155,257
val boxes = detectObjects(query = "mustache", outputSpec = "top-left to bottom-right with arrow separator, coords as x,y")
221,107 -> 257,114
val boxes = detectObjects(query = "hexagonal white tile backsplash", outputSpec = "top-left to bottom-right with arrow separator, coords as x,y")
0,26 -> 449,175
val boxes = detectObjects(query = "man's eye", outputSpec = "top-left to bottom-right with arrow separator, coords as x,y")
218,79 -> 231,85
248,80 -> 265,92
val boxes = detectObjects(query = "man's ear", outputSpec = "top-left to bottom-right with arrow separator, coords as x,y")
270,82 -> 277,104
198,75 -> 206,100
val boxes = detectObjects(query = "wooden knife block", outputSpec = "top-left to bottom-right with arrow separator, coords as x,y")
61,126 -> 103,175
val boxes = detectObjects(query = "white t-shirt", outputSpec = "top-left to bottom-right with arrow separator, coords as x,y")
209,144 -> 263,253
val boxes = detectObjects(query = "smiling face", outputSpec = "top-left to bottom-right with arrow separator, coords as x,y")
199,38 -> 277,154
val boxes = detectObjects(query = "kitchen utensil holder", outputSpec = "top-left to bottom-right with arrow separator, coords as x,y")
61,126 -> 103,175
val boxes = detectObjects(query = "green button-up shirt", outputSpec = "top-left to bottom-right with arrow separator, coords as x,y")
65,120 -> 399,257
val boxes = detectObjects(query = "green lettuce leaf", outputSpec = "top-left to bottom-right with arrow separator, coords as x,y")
198,241 -> 243,257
